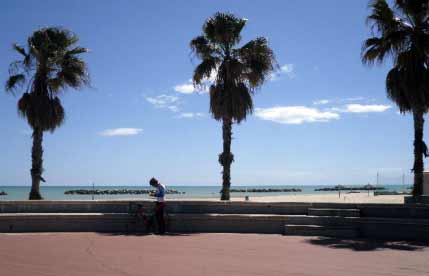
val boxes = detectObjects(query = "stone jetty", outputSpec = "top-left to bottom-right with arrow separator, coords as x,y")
230,188 -> 301,193
64,189 -> 184,195
315,186 -> 385,191
374,191 -> 410,196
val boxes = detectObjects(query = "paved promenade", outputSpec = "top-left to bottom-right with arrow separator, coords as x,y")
0,233 -> 428,276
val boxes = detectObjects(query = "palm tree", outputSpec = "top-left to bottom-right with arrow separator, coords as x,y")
191,12 -> 277,200
362,0 -> 429,196
5,27 -> 89,199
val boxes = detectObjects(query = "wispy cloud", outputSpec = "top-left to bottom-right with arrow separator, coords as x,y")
313,97 -> 368,106
270,63 -> 295,81
145,94 -> 180,112
178,112 -> 205,118
280,64 -> 295,78
174,82 -> 196,94
313,99 -> 330,105
99,128 -> 143,136
332,104 -> 391,113
255,106 -> 339,125
174,71 -> 217,94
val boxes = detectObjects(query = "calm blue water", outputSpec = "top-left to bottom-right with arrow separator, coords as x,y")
0,185 -> 411,200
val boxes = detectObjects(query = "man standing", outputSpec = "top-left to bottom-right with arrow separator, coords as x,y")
149,177 -> 166,234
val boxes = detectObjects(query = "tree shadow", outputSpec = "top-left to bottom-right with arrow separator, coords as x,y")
97,232 -> 195,237
306,237 -> 429,252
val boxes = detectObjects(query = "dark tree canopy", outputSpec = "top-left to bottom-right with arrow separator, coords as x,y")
362,0 -> 429,113
191,12 -> 277,123
6,27 -> 89,132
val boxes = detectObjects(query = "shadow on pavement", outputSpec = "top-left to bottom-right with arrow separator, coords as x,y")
97,232 -> 195,237
306,237 -> 429,252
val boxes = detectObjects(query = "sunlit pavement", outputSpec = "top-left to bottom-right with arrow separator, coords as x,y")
0,233 -> 428,276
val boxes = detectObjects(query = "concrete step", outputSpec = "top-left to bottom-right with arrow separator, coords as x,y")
308,208 -> 360,217
0,213 -> 140,233
0,213 -> 428,240
0,213 -> 291,234
284,215 -> 359,226
284,224 -> 359,238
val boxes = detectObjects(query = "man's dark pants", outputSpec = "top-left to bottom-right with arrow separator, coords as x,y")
155,202 -> 166,234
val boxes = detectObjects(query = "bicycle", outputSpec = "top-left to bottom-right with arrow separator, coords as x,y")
128,202 -> 156,233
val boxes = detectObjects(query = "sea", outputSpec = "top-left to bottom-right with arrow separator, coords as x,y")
0,185 -> 412,201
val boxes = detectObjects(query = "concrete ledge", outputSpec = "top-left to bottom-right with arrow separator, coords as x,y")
284,224 -> 359,238
0,200 -> 419,216
0,213 -> 134,233
0,200 -> 312,215
168,214 -> 288,234
404,196 -> 429,205
308,208 -> 360,217
359,218 -> 429,241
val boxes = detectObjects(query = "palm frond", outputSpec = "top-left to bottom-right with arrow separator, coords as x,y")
50,56 -> 89,92
12,43 -> 27,57
203,12 -> 247,46
17,93 -> 65,131
386,67 -> 411,113
7,26 -> 89,132
66,46 -> 89,56
192,12 -> 275,122
362,0 -> 414,65
238,37 -> 277,88
367,0 -> 398,33
190,36 -> 217,59
209,82 -> 253,123
395,0 -> 429,24
5,74 -> 26,92
362,37 -> 391,64
193,58 -> 219,85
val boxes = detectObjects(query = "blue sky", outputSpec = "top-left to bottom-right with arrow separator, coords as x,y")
0,0 -> 417,186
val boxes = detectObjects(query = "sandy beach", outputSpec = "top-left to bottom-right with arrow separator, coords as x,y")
176,192 -> 406,204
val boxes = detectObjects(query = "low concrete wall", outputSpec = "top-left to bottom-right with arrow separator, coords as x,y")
0,213 -> 133,233
0,200 -> 312,215
1,200 -> 428,218
359,218 -> 429,240
1,213 -> 428,240
168,214 -> 288,234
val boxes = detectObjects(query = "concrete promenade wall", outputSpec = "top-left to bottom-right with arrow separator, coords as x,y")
1,200 -> 428,218
0,200 -> 428,240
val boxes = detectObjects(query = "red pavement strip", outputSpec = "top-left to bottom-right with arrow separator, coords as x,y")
0,233 -> 428,276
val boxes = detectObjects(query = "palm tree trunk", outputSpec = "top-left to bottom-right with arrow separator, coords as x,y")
412,110 -> 425,197
29,128 -> 44,200
219,117 -> 234,200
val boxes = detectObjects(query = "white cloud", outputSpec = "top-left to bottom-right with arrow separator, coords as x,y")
174,83 -> 195,94
146,94 -> 180,112
332,104 -> 391,113
342,97 -> 366,102
270,63 -> 295,81
179,112 -> 205,118
255,106 -> 340,125
99,128 -> 143,137
280,64 -> 295,78
313,99 -> 330,105
174,72 -> 216,94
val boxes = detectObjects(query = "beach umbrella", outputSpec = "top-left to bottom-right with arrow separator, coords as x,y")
363,184 -> 374,189
335,185 -> 344,198
364,183 -> 374,196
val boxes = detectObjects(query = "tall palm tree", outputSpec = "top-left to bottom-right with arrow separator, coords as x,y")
362,0 -> 429,196
191,12 -> 277,200
5,27 -> 89,199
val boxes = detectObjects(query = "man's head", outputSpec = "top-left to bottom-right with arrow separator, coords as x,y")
149,177 -> 159,187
